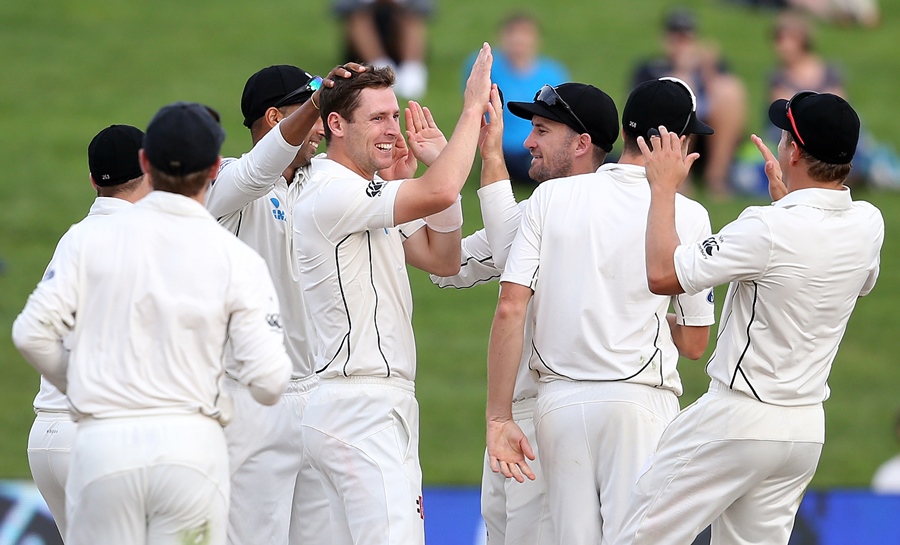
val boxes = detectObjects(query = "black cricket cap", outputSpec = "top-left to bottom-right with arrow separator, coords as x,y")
241,65 -> 315,128
768,91 -> 859,165
623,77 -> 714,139
665,7 -> 696,33
508,83 -> 619,153
143,102 -> 226,176
88,124 -> 144,186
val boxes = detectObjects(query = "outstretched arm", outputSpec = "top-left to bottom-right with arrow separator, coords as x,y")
392,43 -> 494,225
486,281 -> 536,483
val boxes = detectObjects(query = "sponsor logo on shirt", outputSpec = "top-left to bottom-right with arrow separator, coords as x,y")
707,290 -> 715,304
42,269 -> 55,281
366,179 -> 384,198
270,198 -> 285,221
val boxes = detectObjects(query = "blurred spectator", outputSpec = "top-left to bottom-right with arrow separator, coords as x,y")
763,12 -> 900,189
872,410 -> 900,493
736,0 -> 879,28
463,11 -> 569,184
632,7 -> 747,199
335,0 -> 432,99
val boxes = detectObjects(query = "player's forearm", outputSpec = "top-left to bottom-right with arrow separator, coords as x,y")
486,284 -> 528,422
646,188 -> 684,295
667,314 -> 709,360
12,312 -> 69,392
411,227 -> 462,277
245,353 -> 292,406
480,155 -> 510,189
279,98 -> 320,146
478,181 -> 519,271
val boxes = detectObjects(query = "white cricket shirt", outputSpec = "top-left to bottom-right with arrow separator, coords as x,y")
294,157 -> 424,381
12,191 -> 291,423
501,164 -> 715,394
673,187 -> 883,406
431,181 -> 538,402
206,124 -> 317,379
32,197 -> 133,413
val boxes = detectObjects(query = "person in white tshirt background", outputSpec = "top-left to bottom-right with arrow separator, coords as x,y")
432,81 -> 620,545
294,43 -> 493,545
486,78 -> 715,545
25,123 -> 151,540
13,102 -> 292,545
205,62 -> 361,545
614,91 -> 883,544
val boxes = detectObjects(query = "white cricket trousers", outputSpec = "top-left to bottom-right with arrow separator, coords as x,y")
614,381 -> 824,545
301,377 -> 424,545
481,397 -> 554,545
27,410 -> 76,539
534,380 -> 679,545
65,413 -> 229,545
223,375 -> 331,545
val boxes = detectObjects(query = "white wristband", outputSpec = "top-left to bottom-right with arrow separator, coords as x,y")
425,195 -> 463,233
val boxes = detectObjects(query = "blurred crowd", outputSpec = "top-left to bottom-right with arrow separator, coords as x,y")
333,0 -> 898,200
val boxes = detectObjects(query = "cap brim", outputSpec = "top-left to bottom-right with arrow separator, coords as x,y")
768,99 -> 791,131
507,100 -> 568,126
686,114 -> 714,136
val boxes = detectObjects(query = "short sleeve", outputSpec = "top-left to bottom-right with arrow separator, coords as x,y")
312,176 -> 405,241
672,203 -> 715,326
500,190 -> 543,289
674,208 -> 774,296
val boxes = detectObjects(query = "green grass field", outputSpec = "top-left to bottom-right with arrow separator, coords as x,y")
1,0 -> 899,488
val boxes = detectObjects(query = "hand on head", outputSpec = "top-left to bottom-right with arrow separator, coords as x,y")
637,125 -> 699,193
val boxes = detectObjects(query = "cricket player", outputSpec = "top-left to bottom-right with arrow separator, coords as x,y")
486,78 -> 715,545
614,92 -> 883,545
12,102 -> 292,545
294,43 -> 494,545
205,62 -> 360,545
25,124 -> 151,539
432,82 -> 620,545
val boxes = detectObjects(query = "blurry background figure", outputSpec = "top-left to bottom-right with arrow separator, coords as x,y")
872,410 -> 900,494
632,7 -> 747,199
463,11 -> 569,185
736,0 -> 879,28
754,12 -> 900,190
335,0 -> 432,99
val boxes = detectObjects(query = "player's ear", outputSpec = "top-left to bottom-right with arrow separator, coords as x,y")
327,112 -> 345,138
574,133 -> 592,157
264,107 -> 282,129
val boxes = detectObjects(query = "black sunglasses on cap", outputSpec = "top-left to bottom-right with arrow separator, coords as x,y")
785,90 -> 817,146
273,75 -> 324,109
534,84 -> 589,135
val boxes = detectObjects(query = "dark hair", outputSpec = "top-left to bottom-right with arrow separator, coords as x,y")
319,66 -> 395,143
97,175 -> 144,198
501,11 -> 539,31
147,164 -> 212,197
785,132 -> 851,183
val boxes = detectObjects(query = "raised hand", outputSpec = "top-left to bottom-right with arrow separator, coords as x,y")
462,43 -> 494,114
378,134 -> 417,181
405,101 -> 447,167
637,126 -> 699,194
487,419 -> 536,483
751,134 -> 787,201
478,85 -> 504,161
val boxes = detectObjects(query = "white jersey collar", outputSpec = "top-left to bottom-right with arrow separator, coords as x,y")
88,196 -> 133,216
139,190 -> 213,218
774,186 -> 853,211
596,162 -> 647,184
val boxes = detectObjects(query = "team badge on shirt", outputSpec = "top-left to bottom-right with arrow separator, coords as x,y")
366,179 -> 384,197
700,236 -> 720,257
265,313 -> 283,330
